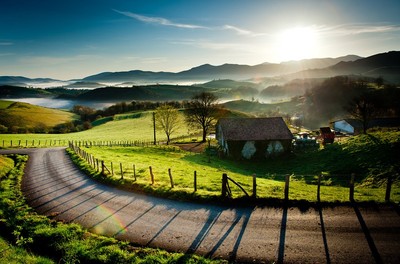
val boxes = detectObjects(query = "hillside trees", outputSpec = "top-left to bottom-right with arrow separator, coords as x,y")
346,85 -> 400,133
302,76 -> 368,128
185,92 -> 220,142
155,105 -> 181,145
346,92 -> 378,134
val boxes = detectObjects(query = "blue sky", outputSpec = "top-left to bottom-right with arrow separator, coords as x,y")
1,0 -> 399,80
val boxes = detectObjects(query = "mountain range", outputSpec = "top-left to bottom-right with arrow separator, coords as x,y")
1,51 -> 399,87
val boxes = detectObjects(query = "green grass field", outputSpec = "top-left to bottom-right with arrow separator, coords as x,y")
73,131 -> 400,203
0,100 -> 77,132
2,105 -> 399,203
1,111 -> 195,145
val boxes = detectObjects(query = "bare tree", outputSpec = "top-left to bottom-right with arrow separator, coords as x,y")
347,93 -> 377,134
155,104 -> 180,145
185,92 -> 219,142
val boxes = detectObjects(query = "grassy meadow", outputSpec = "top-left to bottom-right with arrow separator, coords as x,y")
71,130 -> 400,203
0,100 -> 77,133
1,111 -> 196,145
1,106 -> 399,203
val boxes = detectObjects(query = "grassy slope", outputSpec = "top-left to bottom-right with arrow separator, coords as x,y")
1,111 -> 193,143
0,100 -> 76,129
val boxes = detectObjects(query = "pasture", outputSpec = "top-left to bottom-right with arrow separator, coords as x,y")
71,132 -> 400,203
1,109 -> 399,203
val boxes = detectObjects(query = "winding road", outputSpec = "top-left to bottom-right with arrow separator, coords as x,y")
1,147 -> 400,263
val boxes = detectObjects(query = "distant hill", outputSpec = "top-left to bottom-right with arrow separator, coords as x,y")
81,55 -> 363,83
0,85 -> 52,98
73,85 -> 209,101
285,51 -> 400,83
3,52 -> 400,87
0,76 -> 68,87
0,100 -> 76,133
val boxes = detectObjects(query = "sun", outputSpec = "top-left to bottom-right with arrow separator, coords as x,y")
276,26 -> 319,62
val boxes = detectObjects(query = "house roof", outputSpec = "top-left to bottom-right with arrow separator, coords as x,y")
332,118 -> 400,129
217,117 -> 293,141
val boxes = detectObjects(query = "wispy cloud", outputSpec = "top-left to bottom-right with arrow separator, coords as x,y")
0,42 -> 13,46
113,9 -> 206,29
113,9 -> 268,37
317,23 -> 400,36
222,25 -> 266,37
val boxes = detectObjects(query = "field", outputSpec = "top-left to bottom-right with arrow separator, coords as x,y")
1,111 -> 196,144
0,100 -> 77,132
1,108 -> 399,203
71,130 -> 400,203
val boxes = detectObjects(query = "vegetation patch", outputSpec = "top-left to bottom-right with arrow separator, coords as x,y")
0,154 -> 225,263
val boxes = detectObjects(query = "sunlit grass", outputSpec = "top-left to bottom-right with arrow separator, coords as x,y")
75,144 -> 400,203
0,100 -> 76,129
1,111 -> 196,146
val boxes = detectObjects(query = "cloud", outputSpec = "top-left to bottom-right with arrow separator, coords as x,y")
317,23 -> 400,36
222,25 -> 266,37
0,42 -> 13,46
113,9 -> 206,29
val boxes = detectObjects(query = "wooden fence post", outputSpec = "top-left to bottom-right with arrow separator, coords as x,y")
284,175 -> 290,201
168,168 -> 174,188
149,166 -> 154,184
133,164 -> 136,181
349,173 -> 355,202
385,174 -> 392,202
194,171 -> 197,192
252,174 -> 257,199
317,174 -> 322,202
120,163 -> 124,179
101,161 -> 105,175
222,173 -> 228,197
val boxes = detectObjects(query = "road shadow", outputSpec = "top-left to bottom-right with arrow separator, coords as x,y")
277,205 -> 288,264
352,202 -> 383,264
318,204 -> 331,264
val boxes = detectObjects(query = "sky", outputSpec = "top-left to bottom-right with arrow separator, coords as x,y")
1,0 -> 399,80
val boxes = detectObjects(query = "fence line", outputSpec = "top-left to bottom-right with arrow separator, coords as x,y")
67,141 -> 396,203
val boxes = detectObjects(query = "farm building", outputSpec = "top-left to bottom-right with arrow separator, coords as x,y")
216,117 -> 293,160
332,119 -> 362,134
332,118 -> 400,134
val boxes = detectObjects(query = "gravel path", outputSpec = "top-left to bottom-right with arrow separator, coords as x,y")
1,147 -> 399,263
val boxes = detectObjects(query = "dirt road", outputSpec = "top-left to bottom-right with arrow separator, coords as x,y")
1,147 -> 399,263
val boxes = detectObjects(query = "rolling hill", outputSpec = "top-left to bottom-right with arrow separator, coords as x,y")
0,100 -> 77,133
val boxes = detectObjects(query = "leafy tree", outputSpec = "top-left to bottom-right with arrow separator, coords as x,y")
185,92 -> 220,142
155,105 -> 180,145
